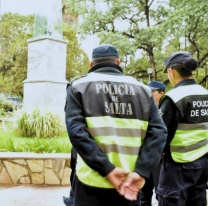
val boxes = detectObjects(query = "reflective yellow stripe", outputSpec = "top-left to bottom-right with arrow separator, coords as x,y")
98,144 -> 140,155
177,123 -> 208,130
170,129 -> 208,162
171,130 -> 208,146
85,127 -> 146,137
85,116 -> 148,130
170,139 -> 208,153
93,136 -> 141,147
76,151 -> 138,188
171,145 -> 208,163
76,116 -> 147,188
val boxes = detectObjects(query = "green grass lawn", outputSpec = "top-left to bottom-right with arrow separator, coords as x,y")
0,129 -> 69,143
0,129 -> 72,153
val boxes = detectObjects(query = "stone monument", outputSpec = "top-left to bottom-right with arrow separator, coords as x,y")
23,0 -> 68,118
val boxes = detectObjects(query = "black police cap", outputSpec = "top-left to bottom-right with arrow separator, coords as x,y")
148,81 -> 166,92
92,44 -> 119,59
164,52 -> 193,73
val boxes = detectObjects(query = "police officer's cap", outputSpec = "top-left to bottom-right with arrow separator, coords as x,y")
92,44 -> 119,59
148,81 -> 166,92
164,52 -> 193,73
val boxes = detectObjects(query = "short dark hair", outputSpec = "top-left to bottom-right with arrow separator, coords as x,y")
169,58 -> 197,78
93,57 -> 118,65
157,89 -> 165,94
152,89 -> 165,94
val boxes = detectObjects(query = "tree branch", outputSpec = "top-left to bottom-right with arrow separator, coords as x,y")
139,0 -> 145,5
188,33 -> 200,60
156,69 -> 163,73
111,21 -> 115,32
199,75 -> 208,84
121,15 -> 139,28
154,21 -> 163,26
163,79 -> 170,85
149,0 -> 155,7
198,52 -> 208,67
122,32 -> 135,39
137,46 -> 150,53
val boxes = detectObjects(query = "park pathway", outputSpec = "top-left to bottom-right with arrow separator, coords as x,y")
0,185 -> 207,206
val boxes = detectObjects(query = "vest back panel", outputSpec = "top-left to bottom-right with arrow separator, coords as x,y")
165,84 -> 208,163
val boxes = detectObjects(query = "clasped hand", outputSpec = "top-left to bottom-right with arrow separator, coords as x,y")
106,167 -> 145,201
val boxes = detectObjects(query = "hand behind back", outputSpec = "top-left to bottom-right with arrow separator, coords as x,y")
106,167 -> 130,192
119,172 -> 145,201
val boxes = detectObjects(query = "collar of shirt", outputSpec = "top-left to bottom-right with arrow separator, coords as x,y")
174,79 -> 196,88
88,62 -> 123,74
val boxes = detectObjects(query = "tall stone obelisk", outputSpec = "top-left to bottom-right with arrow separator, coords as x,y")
23,0 -> 68,118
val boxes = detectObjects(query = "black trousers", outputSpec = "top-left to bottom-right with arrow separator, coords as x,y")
156,155 -> 208,206
140,163 -> 161,206
63,148 -> 77,206
68,148 -> 140,206
72,174 -> 140,206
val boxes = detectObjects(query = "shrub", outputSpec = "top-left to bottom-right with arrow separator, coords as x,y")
2,101 -> 13,110
0,99 -> 4,108
13,108 -> 66,138
0,108 -> 6,117
0,109 -> 13,118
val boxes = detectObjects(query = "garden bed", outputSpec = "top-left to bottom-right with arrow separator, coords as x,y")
0,129 -> 72,153
0,121 -> 72,186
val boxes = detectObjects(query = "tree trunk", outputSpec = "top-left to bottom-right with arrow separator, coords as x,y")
62,5 -> 78,26
205,66 -> 208,89
145,0 -> 156,80
149,49 -> 156,81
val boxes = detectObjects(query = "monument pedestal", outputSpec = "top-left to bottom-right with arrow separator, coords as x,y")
23,36 -> 68,118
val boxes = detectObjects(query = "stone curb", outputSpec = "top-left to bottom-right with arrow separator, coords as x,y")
0,152 -> 71,186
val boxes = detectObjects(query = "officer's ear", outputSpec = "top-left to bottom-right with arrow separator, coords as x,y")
115,58 -> 120,65
90,62 -> 94,68
160,91 -> 165,96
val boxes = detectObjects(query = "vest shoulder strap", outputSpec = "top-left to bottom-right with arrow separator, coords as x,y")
165,84 -> 208,103
72,72 -> 151,92
70,73 -> 88,86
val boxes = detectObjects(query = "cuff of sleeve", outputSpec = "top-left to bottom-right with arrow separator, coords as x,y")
134,168 -> 151,179
99,161 -> 115,177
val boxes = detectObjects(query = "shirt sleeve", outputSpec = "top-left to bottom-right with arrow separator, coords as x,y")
159,96 -> 181,154
65,85 -> 115,177
134,97 -> 168,179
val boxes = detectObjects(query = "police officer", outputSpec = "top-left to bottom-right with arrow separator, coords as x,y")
157,52 -> 208,206
140,81 -> 166,206
148,81 -> 166,106
65,44 -> 167,206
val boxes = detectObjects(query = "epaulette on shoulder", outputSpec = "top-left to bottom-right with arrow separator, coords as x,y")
70,73 -> 88,85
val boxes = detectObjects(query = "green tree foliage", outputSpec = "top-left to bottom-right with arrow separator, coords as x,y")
65,0 -> 169,80
0,13 -> 34,97
166,0 -> 208,88
65,0 -> 208,88
0,13 -> 89,96
63,23 -> 90,80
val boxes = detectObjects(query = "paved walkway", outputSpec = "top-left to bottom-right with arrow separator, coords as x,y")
0,185 -> 70,206
0,185 -> 207,206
